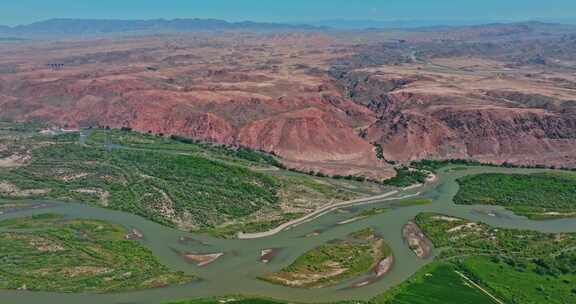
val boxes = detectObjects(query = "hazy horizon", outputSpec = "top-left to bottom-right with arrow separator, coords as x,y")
1,0 -> 575,27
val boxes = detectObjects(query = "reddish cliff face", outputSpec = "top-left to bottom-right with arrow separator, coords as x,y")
363,111 -> 464,161
432,108 -> 576,166
365,107 -> 576,167
1,30 -> 576,175
237,107 -> 387,179
347,63 -> 576,168
0,35 -> 395,179
239,107 -> 371,162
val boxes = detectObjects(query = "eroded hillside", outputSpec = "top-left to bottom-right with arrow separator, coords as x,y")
1,23 -> 576,176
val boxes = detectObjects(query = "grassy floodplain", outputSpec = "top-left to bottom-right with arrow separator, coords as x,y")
461,255 -> 576,304
0,125 -> 361,237
374,263 -> 497,304
3,124 -> 575,303
0,213 -> 192,293
0,130 -> 280,229
262,228 -> 392,288
403,213 -> 576,304
415,212 -> 576,261
454,172 -> 576,219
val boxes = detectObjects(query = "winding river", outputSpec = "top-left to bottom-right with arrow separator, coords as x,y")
1,166 -> 575,304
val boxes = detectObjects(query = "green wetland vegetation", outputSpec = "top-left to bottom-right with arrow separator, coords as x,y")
0,131 -> 280,230
462,255 -> 576,304
382,166 -> 429,187
0,213 -> 192,293
374,263 -> 497,304
0,126 -> 361,237
454,172 -> 576,219
262,228 -> 392,288
409,212 -> 576,304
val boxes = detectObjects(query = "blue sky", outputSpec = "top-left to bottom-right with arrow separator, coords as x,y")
1,0 -> 575,26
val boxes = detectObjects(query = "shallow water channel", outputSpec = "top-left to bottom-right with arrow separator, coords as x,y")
1,166 -> 575,304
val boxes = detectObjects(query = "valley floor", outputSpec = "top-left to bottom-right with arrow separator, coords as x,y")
0,124 -> 575,304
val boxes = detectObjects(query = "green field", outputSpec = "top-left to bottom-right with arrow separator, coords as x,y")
454,172 -> 576,219
374,263 -> 497,304
462,255 -> 576,304
0,214 -> 192,293
412,212 -> 576,303
262,228 -> 392,288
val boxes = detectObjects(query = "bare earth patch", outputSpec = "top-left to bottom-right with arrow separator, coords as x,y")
183,252 -> 224,267
403,221 -> 433,259
0,153 -> 31,168
0,181 -> 49,197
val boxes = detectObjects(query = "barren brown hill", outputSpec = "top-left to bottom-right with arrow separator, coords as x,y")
1,25 -> 576,177
343,58 -> 576,168
0,33 -> 391,179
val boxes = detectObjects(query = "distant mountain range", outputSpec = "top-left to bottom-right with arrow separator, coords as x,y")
2,18 -> 576,38
305,19 -> 492,29
0,18 -> 323,36
307,18 -> 576,29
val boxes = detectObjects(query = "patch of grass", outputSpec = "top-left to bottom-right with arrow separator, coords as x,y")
0,131 -> 280,230
410,159 -> 483,173
358,207 -> 389,217
262,228 -> 391,288
374,262 -> 497,304
380,212 -> 576,304
383,167 -> 428,187
415,212 -> 576,259
462,255 -> 576,304
0,127 -> 363,235
454,172 -> 576,219
412,212 -> 576,303
349,227 -> 377,240
87,130 -> 281,168
280,175 -> 358,201
0,214 -> 192,293
169,135 -> 283,167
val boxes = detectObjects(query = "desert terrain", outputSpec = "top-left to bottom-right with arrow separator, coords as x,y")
1,22 -> 576,179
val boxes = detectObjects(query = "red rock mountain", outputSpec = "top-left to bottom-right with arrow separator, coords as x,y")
1,29 -> 576,177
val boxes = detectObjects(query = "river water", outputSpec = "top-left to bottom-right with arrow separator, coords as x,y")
1,166 -> 575,304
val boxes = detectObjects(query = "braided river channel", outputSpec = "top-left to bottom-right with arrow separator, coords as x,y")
1,166 -> 575,304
